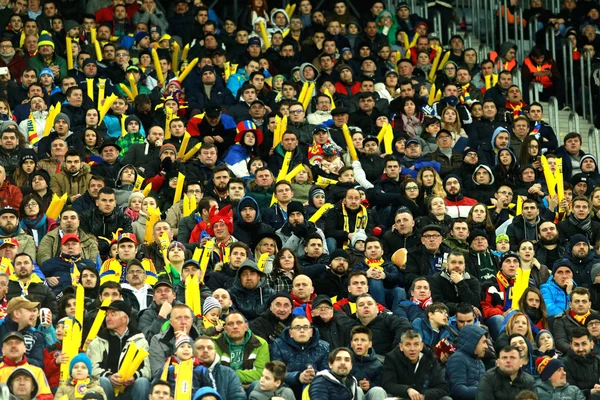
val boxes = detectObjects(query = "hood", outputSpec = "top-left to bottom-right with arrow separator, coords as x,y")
7,367 -> 38,398
270,8 -> 290,29
299,62 -> 319,83
495,147 -> 518,167
518,163 -> 538,183
492,127 -> 510,150
375,9 -> 395,23
499,41 -> 517,58
457,324 -> 486,357
233,260 -> 266,289
592,263 -> 600,283
125,114 -> 142,131
472,164 -> 495,186
237,196 -> 261,223
117,163 -> 138,186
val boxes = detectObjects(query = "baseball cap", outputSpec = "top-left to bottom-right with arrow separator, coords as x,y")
61,233 -> 81,245
100,300 -> 132,317
6,297 -> 40,315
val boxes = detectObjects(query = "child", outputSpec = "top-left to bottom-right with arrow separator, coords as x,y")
327,166 -> 356,204
162,334 -> 215,394
249,361 -> 296,400
201,296 -> 224,336
290,164 -> 313,205
55,353 -> 106,400
116,115 -> 146,157
349,326 -> 383,390
44,317 -> 66,390
124,192 -> 144,222
493,233 -> 510,257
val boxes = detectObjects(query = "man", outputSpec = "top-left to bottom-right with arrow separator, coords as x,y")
312,248 -> 349,299
276,200 -> 327,257
382,329 -> 449,399
121,125 -> 164,171
0,129 -> 23,180
349,92 -> 382,135
86,300 -> 151,399
286,101 -> 316,146
6,253 -> 57,314
0,298 -> 45,368
268,132 -> 309,176
228,260 -> 274,320
188,67 -> 235,124
311,294 -> 356,350
476,345 -> 535,399
466,230 -> 498,283
50,149 -> 92,203
0,207 -> 35,259
541,258 -> 577,317
565,234 -> 598,288
552,287 -> 594,354
149,304 -> 200,376
234,196 -> 273,251
325,188 -> 375,252
137,280 -> 177,341
246,167 -> 274,209
91,141 -> 126,188
429,250 -> 481,315
121,259 -> 153,311
484,70 -> 513,109
72,175 -> 106,215
249,292 -> 293,344
372,156 -> 409,213
26,32 -> 67,81
506,198 -> 544,251
444,174 -> 478,219
334,271 -> 385,318
194,336 -> 247,400
536,220 -> 566,267
271,315 -> 330,396
0,331 -> 52,399
444,219 -> 471,257
446,324 -> 488,399
560,327 -> 600,399
290,274 -> 317,312
147,380 -> 173,400
37,207 -> 99,265
467,99 -> 505,152
559,196 -> 600,244
262,180 -> 294,231
554,131 -> 586,180
80,187 -> 133,256
41,233 -> 96,295
308,347 -> 376,400
534,356 -> 586,399
214,311 -> 270,386
99,233 -> 150,285
405,225 -> 451,287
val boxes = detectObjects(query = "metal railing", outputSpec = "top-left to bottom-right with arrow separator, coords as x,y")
483,0 -> 494,47
512,68 -> 523,92
479,44 -> 491,64
545,26 -> 557,63
549,0 -> 560,13
588,127 -> 600,158
528,16 -> 539,44
561,38 -> 576,111
432,10 -> 443,37
547,96 -> 560,134
529,81 -> 541,104
581,49 -> 595,124
448,21 -> 458,41
498,0 -> 510,45
513,8 -> 525,63
464,31 -> 473,49
568,111 -> 581,135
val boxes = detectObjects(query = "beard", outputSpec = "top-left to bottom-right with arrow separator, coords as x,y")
1,223 -> 17,235
540,235 -> 559,245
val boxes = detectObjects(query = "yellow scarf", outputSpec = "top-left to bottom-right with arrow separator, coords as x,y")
342,204 -> 368,237
365,258 -> 384,271
571,310 -> 591,325
72,378 -> 91,398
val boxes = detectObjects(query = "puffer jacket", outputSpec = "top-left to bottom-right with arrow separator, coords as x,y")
561,349 -> 600,398
0,316 -> 45,368
540,276 -> 570,317
412,317 -> 458,348
206,359 -> 247,400
353,312 -> 411,356
227,261 -> 275,320
308,369 -> 364,400
0,228 -> 36,259
36,228 -> 99,266
446,324 -> 487,400
351,348 -> 383,387
552,310 -> 591,354
534,380 -> 586,400
41,255 -> 96,294
79,207 -> 133,255
49,163 -> 92,199
475,366 -> 534,400
382,346 -> 449,398
271,327 -> 330,388
214,330 -> 270,384
86,328 -> 151,379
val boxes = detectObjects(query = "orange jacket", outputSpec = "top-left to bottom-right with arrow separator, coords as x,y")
523,57 -> 553,88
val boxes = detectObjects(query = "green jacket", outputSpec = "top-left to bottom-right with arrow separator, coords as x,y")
27,53 -> 68,82
115,81 -> 152,97
214,330 -> 270,384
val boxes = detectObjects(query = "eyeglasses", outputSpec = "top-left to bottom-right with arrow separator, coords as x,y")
0,45 -> 13,50
434,310 -> 449,316
289,109 -> 303,114
128,270 -> 146,275
25,202 -> 39,208
588,321 -> 600,327
405,186 -> 419,191
116,52 -> 128,57
291,325 -> 312,330
422,234 -> 441,239
498,190 -> 513,196
187,189 -> 202,194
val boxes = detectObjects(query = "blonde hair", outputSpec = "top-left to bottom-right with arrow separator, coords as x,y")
292,164 -> 314,184
417,167 -> 446,198
440,106 -> 462,136
506,311 -> 534,343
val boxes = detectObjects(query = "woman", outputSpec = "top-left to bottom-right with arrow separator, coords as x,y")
18,193 -> 55,246
419,116 -> 440,154
519,287 -> 550,332
415,196 -> 452,236
124,192 -> 144,223
518,240 -> 550,288
495,147 -> 520,188
85,107 -> 107,138
519,136 -> 543,173
254,233 -> 280,274
417,166 -> 445,198
13,149 -> 37,189
393,97 -> 423,138
267,248 -> 302,293
398,178 -> 425,217
440,106 -> 468,151
466,203 -> 496,244
434,60 -> 458,91
83,127 -> 103,160
238,0 -> 270,32
0,98 -> 16,122
495,311 -> 535,351
376,9 -> 399,45
132,196 -> 158,244
223,122 -> 263,178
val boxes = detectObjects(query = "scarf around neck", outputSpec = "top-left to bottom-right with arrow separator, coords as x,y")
568,213 -> 593,238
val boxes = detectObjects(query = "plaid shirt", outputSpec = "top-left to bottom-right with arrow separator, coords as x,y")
266,272 -> 294,293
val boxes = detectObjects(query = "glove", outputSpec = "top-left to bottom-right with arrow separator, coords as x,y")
292,222 -> 309,239
160,157 -> 173,173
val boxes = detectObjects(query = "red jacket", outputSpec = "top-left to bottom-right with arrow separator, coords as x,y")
43,343 -> 62,388
335,81 -> 361,97
0,180 -> 22,209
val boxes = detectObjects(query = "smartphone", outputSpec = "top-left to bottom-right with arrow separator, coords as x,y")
0,67 -> 8,75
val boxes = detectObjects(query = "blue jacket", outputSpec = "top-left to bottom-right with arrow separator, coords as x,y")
271,327 -> 330,388
412,318 -> 457,348
540,276 -> 571,317
352,260 -> 404,289
40,256 -> 96,295
400,156 -> 441,178
0,316 -> 45,368
351,348 -> 383,387
308,369 -> 364,400
226,68 -> 249,98
210,362 -> 246,400
395,300 -> 427,322
446,324 -> 487,400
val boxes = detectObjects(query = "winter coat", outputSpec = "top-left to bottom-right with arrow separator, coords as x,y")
567,248 -> 599,289
227,265 -> 275,320
188,81 -> 235,114
206,263 -> 238,291
86,328 -> 151,379
311,268 -> 348,300
267,144 -> 309,178
382,346 -> 449,399
552,310 -> 590,354
506,215 -> 541,251
234,197 -> 274,250
311,311 -> 356,350
271,327 -> 330,388
249,385 -> 296,400
351,347 -> 383,387
475,367 -> 534,400
249,310 -> 292,345
41,256 -> 96,294
352,258 -> 404,289
446,325 -> 487,400
137,300 -> 181,341
308,369 -> 365,400
54,378 -> 106,400
540,276 -> 570,317
121,140 -> 161,170
0,179 -> 22,209
353,312 -> 411,355
404,244 -> 451,288
148,324 -> 202,376
324,202 -> 376,245
0,228 -> 36,260
534,380 -> 586,400
380,229 -> 420,261
276,222 -> 328,257
557,217 -> 600,247
79,207 -> 133,255
412,317 -> 458,348
561,349 -> 600,398
395,300 -> 427,322
429,270 -> 481,314
207,360 -> 247,400
6,279 -> 58,316
0,316 -> 45,368
214,330 -> 270,384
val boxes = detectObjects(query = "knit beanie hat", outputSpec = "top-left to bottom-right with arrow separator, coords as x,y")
55,113 -> 70,129
134,31 -> 149,44
167,241 -> 185,253
552,258 -> 574,274
128,192 -> 144,206
496,233 -> 509,243
287,201 -> 305,217
330,248 -> 350,261
39,67 -> 54,79
499,251 -> 519,266
159,143 -> 176,157
19,148 -> 38,166
536,356 -> 564,381
70,353 -> 93,376
202,296 -> 221,316
38,31 -> 54,49
175,334 -> 193,349
535,329 -> 554,346
350,230 -> 367,247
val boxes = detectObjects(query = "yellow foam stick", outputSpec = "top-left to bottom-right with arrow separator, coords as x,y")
192,247 -> 202,262
46,193 -> 67,220
282,28 -> 290,38
512,267 -> 531,309
223,246 -> 230,264
171,42 -> 180,77
178,58 -> 198,83
127,74 -> 139,98
516,195 -> 524,216
164,107 -> 173,139
119,83 -> 135,101
285,164 -> 305,182
144,205 -> 161,244
230,64 -> 238,75
90,27 -> 97,44
152,48 -> 164,85
199,240 -> 214,277
284,3 -> 291,15
174,359 -> 195,400
83,298 -> 111,350
270,152 -> 293,206
98,94 -> 117,124
142,183 -> 153,197
178,132 -> 191,159
181,43 -> 190,62
540,155 -> 556,196
427,83 -> 437,106
298,82 -> 309,104
377,122 -> 388,143
66,36 -> 73,70
183,194 -> 197,217
75,284 -> 84,325
324,88 -> 335,110
98,78 -> 106,105
556,158 -> 565,211
133,174 -> 144,192
429,51 -> 443,82
288,3 -> 296,16
256,252 -> 269,271
316,176 -> 338,187
183,142 -> 202,162
43,102 -> 62,137
59,318 -> 75,385
173,172 -> 185,204
302,82 -> 315,112
484,74 -> 492,90
342,124 -> 358,161
308,203 -> 334,223
185,274 -> 202,316
384,123 -> 393,154
94,40 -> 103,61
259,20 -> 270,49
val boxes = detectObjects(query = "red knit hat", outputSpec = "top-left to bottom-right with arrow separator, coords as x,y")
207,205 -> 233,236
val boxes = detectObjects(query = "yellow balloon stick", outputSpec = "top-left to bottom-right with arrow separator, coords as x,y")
257,252 -> 269,271
66,36 -> 73,70
119,83 -> 135,101
384,124 -> 393,154
309,203 -> 334,223
127,74 -> 139,98
94,40 -> 103,61
142,183 -> 153,197
540,155 -> 556,196
556,158 -> 565,211
302,82 -> 315,112
83,298 -> 111,350
151,48 -> 164,85
181,44 -> 190,62
90,27 -> 97,44
377,122 -> 388,144
324,88 -> 335,110
173,172 -> 185,204
75,284 -> 85,325
183,142 -> 202,162
342,124 -> 358,161
171,42 -> 180,77
178,58 -> 198,83
298,81 -> 309,104
178,132 -> 191,159
259,20 -> 270,49
285,164 -> 305,182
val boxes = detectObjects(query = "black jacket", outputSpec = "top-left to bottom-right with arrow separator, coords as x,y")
358,153 -> 386,185
312,269 -> 348,300
405,244 -> 452,288
382,346 -> 449,399
121,141 -> 161,170
351,312 -> 411,355
561,349 -> 600,398
79,207 -> 133,255
324,202 -> 376,244
381,229 -> 420,261
6,280 -> 58,316
311,311 -> 356,350
429,271 -> 481,315
91,161 -> 125,188
475,367 -> 535,400
249,309 -> 292,345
